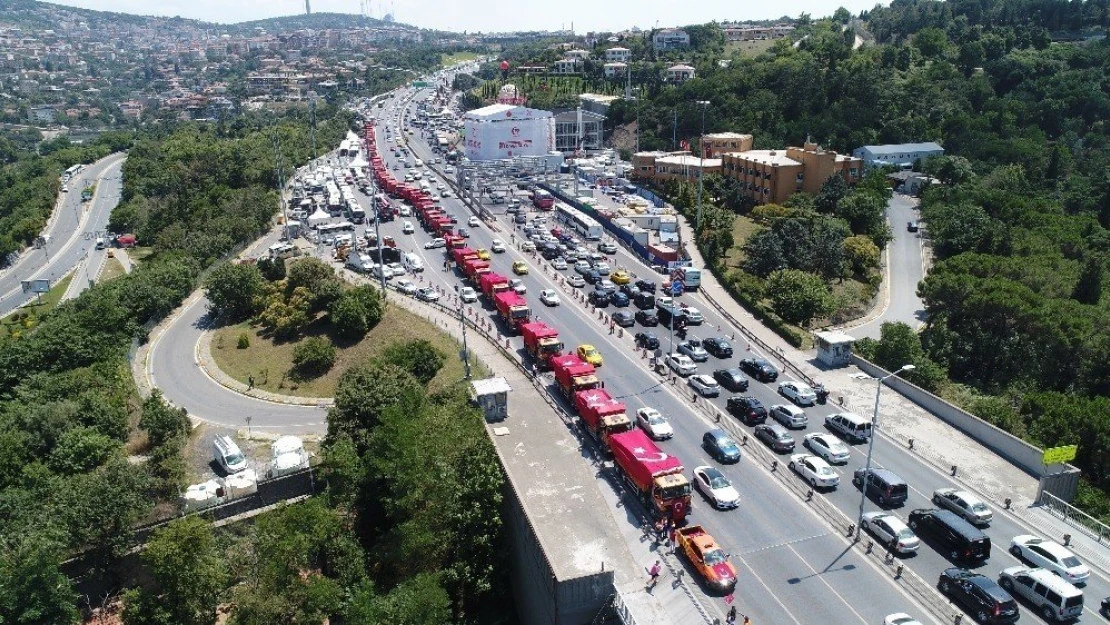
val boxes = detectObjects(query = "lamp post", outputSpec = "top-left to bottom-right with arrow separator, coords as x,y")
856,364 -> 916,537
694,100 -> 710,233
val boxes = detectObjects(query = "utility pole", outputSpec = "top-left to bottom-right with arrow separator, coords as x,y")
271,132 -> 290,240
309,94 -> 318,162
856,364 -> 916,537
368,124 -> 387,295
694,100 -> 710,233
457,288 -> 472,378
672,109 -> 677,151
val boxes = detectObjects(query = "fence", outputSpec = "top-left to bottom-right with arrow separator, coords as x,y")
1038,491 -> 1110,544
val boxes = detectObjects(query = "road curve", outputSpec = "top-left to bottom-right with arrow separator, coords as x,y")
843,193 -> 928,339
147,293 -> 326,433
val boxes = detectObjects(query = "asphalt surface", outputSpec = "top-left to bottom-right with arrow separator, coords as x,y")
0,153 -> 125,315
845,193 -> 928,339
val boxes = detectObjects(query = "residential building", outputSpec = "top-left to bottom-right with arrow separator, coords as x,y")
722,24 -> 795,41
554,108 -> 606,153
552,58 -> 581,75
605,47 -> 631,62
701,132 -> 753,158
565,48 -> 590,60
665,64 -> 695,83
853,142 -> 944,170
653,28 -> 690,50
722,141 -> 862,204
603,62 -> 627,78
631,150 -> 721,183
579,93 -> 621,117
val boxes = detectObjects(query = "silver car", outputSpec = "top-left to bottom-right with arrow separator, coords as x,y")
861,512 -> 921,554
677,339 -> 709,362
770,404 -> 808,429
932,487 -> 993,526
665,353 -> 697,376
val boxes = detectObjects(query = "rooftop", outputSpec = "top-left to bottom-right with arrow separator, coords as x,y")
667,64 -> 695,71
727,149 -> 800,167
704,132 -> 752,141
858,142 -> 944,155
656,154 -> 722,168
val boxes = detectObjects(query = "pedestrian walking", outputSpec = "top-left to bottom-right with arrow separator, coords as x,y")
669,524 -> 678,551
647,560 -> 661,588
247,374 -> 254,390
726,606 -> 737,625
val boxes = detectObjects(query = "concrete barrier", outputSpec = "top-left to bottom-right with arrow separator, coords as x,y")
851,355 -> 1048,478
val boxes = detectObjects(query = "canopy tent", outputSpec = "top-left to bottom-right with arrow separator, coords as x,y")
307,208 -> 332,227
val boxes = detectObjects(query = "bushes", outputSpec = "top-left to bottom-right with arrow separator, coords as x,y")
719,268 -> 807,347
292,337 -> 337,379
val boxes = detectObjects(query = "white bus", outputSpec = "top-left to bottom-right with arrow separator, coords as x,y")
555,203 -> 603,241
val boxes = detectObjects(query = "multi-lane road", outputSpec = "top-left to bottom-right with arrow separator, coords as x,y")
0,152 -> 125,316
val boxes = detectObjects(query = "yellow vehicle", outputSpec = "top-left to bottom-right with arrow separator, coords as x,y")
676,525 -> 738,592
477,248 -> 491,260
611,269 -> 632,285
512,261 -> 529,275
577,344 -> 603,367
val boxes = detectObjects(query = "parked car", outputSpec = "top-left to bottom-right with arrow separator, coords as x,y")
909,508 -> 991,562
635,332 -> 660,350
551,257 -> 568,270
459,286 -> 478,303
932,488 -> 994,526
394,279 -> 418,295
491,239 -> 506,253
937,568 -> 1018,624
788,454 -> 840,489
609,290 -> 630,307
727,396 -> 767,425
702,429 -> 741,464
692,466 -> 740,509
713,368 -> 749,392
588,291 -> 610,308
416,287 -> 440,302
754,423 -> 795,453
598,241 -> 618,254
702,337 -> 734,358
635,279 -> 657,293
778,381 -> 818,406
424,237 -> 447,249
739,358 -> 779,382
1008,535 -> 1090,585
998,565 -> 1084,622
802,433 -> 851,464
770,404 -> 808,429
567,274 -> 586,288
677,339 -> 709,362
861,512 -> 921,554
825,412 -> 872,444
612,310 -> 636,327
688,374 -> 721,397
854,468 -> 909,507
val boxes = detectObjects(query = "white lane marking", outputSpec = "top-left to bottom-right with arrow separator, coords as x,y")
783,541 -> 870,625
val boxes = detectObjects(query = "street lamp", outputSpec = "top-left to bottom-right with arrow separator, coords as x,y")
856,363 -> 916,538
694,100 -> 710,233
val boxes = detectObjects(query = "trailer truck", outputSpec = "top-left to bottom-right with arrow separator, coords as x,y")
521,322 -> 564,370
609,429 -> 692,523
574,388 -> 633,445
494,291 -> 531,333
551,354 -> 600,399
480,272 -> 511,299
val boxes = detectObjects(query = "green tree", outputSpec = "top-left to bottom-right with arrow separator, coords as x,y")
382,339 -> 446,385
764,269 -> 834,326
816,174 -> 849,215
843,235 -> 881,277
836,191 -> 889,244
47,426 -> 117,475
1072,255 -> 1103,305
205,263 -> 265,320
0,533 -> 79,625
328,360 -> 424,442
123,517 -> 228,625
913,27 -> 949,58
328,285 -> 385,340
292,337 -> 337,378
286,258 -> 342,311
140,390 -> 190,448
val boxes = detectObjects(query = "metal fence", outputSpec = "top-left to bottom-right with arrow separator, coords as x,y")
1038,490 -> 1110,544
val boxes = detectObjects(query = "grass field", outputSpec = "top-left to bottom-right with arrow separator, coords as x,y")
442,52 -> 479,66
211,303 -> 486,398
725,39 -> 778,58
98,255 -> 127,282
722,215 -> 765,269
0,274 -> 74,340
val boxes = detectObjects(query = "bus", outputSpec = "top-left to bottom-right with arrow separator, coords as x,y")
533,189 -> 555,210
555,203 -> 603,241
316,221 -> 355,235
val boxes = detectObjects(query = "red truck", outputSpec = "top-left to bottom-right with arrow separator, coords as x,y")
574,388 -> 633,445
521,322 -> 564,370
480,272 -> 510,299
451,247 -> 478,266
494,291 -> 531,334
609,429 -> 692,523
551,354 -> 600,400
463,258 -> 491,284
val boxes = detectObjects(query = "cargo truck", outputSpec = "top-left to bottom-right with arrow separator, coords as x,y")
494,291 -> 531,333
463,258 -> 491,284
480,272 -> 511,299
521,322 -> 564,370
451,247 -> 479,266
574,388 -> 633,445
609,429 -> 692,522
551,354 -> 600,399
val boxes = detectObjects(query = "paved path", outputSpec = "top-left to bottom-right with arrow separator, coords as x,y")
0,152 -> 125,315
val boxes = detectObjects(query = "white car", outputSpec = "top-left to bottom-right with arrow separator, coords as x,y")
681,306 -> 704,324
414,159 -> 424,166
402,221 -> 415,234
424,237 -> 446,249
540,289 -> 560,306
932,487 -> 993,525
394,279 -> 418,295
567,274 -> 586,288
788,454 -> 840,489
509,279 -> 527,294
398,205 -> 412,216
636,407 -> 673,440
884,613 -> 924,625
491,239 -> 506,253
770,404 -> 808,429
803,433 -> 851,464
863,512 -> 921,554
520,241 -> 536,252
468,216 -> 480,227
778,381 -> 818,406
436,182 -> 446,191
416,287 -> 439,302
664,353 -> 697,377
386,262 -> 405,276
1009,535 -> 1090,584
687,374 -> 720,397
551,257 -> 568,270
692,466 -> 740,510
574,260 -> 592,275
459,286 -> 478,303
441,189 -> 453,198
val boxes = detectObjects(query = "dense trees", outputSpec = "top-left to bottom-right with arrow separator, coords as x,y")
205,263 -> 266,320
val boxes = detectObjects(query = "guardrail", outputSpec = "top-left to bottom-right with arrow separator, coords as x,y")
1039,491 -> 1110,544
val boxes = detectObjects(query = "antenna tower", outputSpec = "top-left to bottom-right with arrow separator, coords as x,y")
305,0 -> 311,14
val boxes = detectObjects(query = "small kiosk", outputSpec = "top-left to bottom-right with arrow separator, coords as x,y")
814,331 -> 856,368
471,377 -> 512,422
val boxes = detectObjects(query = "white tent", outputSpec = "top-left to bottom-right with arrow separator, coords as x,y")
308,208 -> 331,227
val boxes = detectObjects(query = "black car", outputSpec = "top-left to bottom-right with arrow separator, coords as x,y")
907,221 -> 920,232
739,358 -> 779,382
541,245 -> 560,260
610,291 -> 630,307
634,292 -> 656,310
588,291 -> 611,308
584,270 -> 603,285
909,509 -> 991,562
636,333 -> 660,351
727,396 -> 767,425
635,310 -> 659,327
938,568 -> 1019,624
703,429 -> 742,464
619,283 -> 639,296
703,337 -> 734,358
713,368 -> 750,392
612,310 -> 636,328
635,279 -> 657,293
754,423 -> 796,453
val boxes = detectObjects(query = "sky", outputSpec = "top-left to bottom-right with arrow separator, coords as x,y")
50,0 -> 882,32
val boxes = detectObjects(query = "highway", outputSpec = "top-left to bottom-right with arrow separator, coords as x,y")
844,193 -> 929,339
365,85 -> 1110,624
0,152 -> 125,316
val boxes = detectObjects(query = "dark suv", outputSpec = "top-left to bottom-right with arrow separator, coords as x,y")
727,396 -> 767,425
909,508 -> 991,562
635,332 -> 660,350
634,279 -> 657,293
703,337 -> 734,358
938,568 -> 1019,624
635,310 -> 659,326
739,358 -> 779,382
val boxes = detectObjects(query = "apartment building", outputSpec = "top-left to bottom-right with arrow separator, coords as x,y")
631,151 -> 721,182
653,28 -> 690,50
552,58 -> 581,75
702,132 -> 753,158
721,141 -> 861,204
603,62 -> 627,78
604,47 -> 632,62
665,64 -> 695,83
853,142 -> 944,170
722,24 -> 795,41
554,109 -> 606,153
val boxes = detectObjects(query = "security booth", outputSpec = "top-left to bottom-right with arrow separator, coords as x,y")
471,377 -> 512,422
814,331 -> 856,368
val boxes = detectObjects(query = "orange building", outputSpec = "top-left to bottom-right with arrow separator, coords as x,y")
721,141 -> 861,205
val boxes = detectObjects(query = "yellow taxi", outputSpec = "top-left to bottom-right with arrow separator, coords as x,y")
477,248 -> 491,260
577,344 -> 603,367
611,269 -> 632,285
512,261 -> 529,275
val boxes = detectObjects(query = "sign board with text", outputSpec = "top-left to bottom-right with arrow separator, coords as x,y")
21,279 -> 50,294
1042,445 -> 1077,465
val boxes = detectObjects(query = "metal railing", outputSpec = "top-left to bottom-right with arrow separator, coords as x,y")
1039,490 -> 1110,544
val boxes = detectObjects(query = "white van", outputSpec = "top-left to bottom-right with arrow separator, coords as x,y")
824,412 -> 872,443
213,435 -> 247,474
95,237 -> 107,250
402,252 -> 424,272
999,566 -> 1083,621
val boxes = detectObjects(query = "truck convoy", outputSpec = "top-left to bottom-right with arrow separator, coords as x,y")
675,526 -> 738,592
493,291 -> 531,333
574,388 -> 633,445
480,272 -> 510,299
609,430 -> 692,523
552,354 -> 600,399
521,322 -> 564,370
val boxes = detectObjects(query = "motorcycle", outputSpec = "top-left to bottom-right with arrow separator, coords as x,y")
814,383 -> 830,405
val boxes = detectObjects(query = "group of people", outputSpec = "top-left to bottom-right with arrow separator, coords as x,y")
646,518 -> 751,624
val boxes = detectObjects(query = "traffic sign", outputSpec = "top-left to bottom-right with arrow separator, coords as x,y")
670,280 -> 685,296
1042,445 -> 1077,465
724,593 -> 734,605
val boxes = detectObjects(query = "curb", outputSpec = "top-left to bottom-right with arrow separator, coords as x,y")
195,327 -> 334,407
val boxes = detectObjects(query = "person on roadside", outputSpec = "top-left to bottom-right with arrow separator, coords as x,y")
647,560 -> 661,588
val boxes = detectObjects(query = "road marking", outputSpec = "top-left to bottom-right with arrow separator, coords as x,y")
783,541 -> 870,625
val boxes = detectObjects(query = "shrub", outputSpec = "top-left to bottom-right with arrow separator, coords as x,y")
237,333 -> 250,349
292,337 -> 337,378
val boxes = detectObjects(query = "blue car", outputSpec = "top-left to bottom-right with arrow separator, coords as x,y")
703,429 -> 742,464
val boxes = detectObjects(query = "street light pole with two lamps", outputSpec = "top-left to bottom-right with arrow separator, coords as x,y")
856,363 -> 916,538
694,100 -> 710,233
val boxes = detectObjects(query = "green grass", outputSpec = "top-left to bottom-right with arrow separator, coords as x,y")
211,304 -> 488,398
725,39 -> 777,58
98,255 -> 127,282
127,246 -> 154,263
722,215 -> 765,268
442,52 -> 479,66
0,274 -> 74,340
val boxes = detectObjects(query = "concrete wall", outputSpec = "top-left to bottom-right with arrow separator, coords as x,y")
851,355 -> 1049,478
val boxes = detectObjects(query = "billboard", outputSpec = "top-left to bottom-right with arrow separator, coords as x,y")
463,104 -> 554,162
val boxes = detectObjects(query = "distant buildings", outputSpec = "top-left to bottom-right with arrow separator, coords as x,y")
664,64 -> 695,83
853,142 -> 944,170
653,28 -> 690,50
603,62 -> 627,78
604,47 -> 632,62
701,132 -> 753,158
722,23 -> 795,41
554,109 -> 606,153
579,93 -> 621,117
631,151 -> 721,182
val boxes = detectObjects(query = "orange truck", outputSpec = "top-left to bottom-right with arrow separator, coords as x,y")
675,526 -> 738,593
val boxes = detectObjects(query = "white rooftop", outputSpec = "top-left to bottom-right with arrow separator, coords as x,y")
728,149 -> 800,167
655,154 -> 722,168
471,376 -> 512,397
